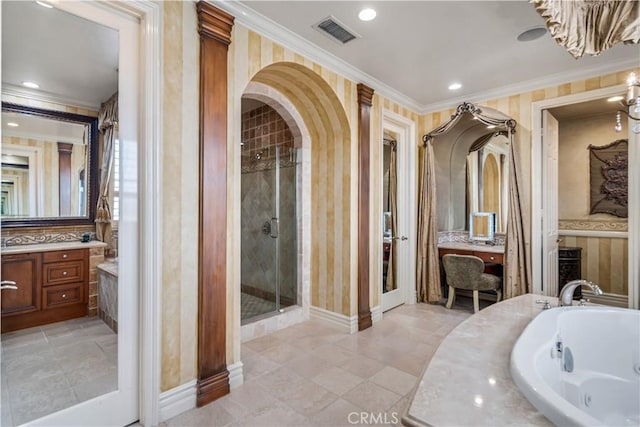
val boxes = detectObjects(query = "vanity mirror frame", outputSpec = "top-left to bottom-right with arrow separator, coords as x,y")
1,102 -> 99,228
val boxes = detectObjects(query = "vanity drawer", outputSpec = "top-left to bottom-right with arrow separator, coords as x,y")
474,251 -> 503,264
42,283 -> 84,309
43,261 -> 85,286
43,249 -> 85,263
439,248 -> 473,257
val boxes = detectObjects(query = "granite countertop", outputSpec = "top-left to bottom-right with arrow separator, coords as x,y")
403,294 -> 555,427
1,240 -> 107,254
437,241 -> 505,254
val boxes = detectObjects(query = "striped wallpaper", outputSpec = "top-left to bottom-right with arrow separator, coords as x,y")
229,24 -> 420,320
560,235 -> 628,295
158,2 -> 636,393
418,69 -> 637,270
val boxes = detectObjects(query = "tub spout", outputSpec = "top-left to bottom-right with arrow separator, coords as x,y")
558,280 -> 603,307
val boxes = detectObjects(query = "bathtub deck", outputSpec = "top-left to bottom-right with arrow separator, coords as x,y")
403,294 -> 555,427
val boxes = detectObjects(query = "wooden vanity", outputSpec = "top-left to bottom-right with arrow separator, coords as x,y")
438,242 -> 505,299
437,242 -> 504,265
1,241 -> 106,333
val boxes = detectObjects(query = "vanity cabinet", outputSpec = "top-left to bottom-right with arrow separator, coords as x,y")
0,253 -> 41,316
1,248 -> 89,333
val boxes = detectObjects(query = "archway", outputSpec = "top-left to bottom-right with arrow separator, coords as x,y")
239,62 -> 352,331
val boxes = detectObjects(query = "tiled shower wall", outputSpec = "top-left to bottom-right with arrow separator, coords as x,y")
240,103 -> 297,311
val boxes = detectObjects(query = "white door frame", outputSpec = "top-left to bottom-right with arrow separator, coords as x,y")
380,110 -> 417,311
531,83 -> 639,309
17,1 -> 162,426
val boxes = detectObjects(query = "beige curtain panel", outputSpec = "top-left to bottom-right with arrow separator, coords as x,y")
533,0 -> 640,58
416,139 -> 441,303
418,102 -> 530,301
96,92 -> 118,244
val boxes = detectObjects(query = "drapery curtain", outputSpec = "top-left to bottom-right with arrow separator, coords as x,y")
386,142 -> 398,293
417,102 -> 530,300
504,129 -> 531,298
533,0 -> 640,58
96,92 -> 118,243
416,139 -> 441,302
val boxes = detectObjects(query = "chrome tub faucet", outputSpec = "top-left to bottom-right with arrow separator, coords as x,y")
558,280 -> 603,307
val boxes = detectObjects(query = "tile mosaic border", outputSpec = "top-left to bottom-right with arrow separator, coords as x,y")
558,219 -> 628,232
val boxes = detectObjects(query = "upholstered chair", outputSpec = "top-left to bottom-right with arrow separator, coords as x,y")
442,254 -> 502,313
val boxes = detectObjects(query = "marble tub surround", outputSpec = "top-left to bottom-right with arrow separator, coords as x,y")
97,259 -> 118,332
403,294 -> 554,427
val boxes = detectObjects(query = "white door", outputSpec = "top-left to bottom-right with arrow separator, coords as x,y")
381,113 -> 415,312
23,2 -> 140,425
542,110 -> 560,297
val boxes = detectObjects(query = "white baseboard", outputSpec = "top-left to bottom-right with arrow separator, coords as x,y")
371,305 -> 382,323
158,362 -> 243,422
309,306 -> 358,334
158,379 -> 197,422
228,361 -> 244,390
582,290 -> 628,308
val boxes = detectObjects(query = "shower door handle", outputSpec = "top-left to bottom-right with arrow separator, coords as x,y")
270,218 -> 279,239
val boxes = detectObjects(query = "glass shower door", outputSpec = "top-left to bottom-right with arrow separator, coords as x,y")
241,147 -> 291,322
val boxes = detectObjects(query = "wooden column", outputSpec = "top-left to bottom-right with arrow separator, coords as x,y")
357,83 -> 374,331
196,1 -> 234,407
57,142 -> 73,216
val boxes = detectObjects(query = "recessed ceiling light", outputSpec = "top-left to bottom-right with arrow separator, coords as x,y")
7,122 -> 19,127
22,81 -> 39,89
607,95 -> 624,102
358,8 -> 376,21
448,83 -> 462,91
517,26 -> 547,42
36,1 -> 53,8
487,125 -> 496,129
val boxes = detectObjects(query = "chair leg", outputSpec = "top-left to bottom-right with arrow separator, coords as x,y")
496,289 -> 502,302
473,290 -> 480,313
446,286 -> 456,309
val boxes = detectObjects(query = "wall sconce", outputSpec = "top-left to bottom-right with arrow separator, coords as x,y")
616,71 -> 640,134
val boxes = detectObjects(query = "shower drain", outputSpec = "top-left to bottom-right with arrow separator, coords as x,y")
584,394 -> 592,407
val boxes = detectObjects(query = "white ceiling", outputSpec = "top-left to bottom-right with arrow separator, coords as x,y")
240,0 -> 639,111
1,1 -> 118,110
1,1 -> 636,115
2,110 -> 88,144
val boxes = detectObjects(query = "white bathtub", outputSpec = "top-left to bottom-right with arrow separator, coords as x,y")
510,306 -> 640,426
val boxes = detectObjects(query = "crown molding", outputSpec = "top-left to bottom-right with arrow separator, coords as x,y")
210,1 -> 637,117
209,0 -> 424,113
1,84 -> 100,112
419,57 -> 639,114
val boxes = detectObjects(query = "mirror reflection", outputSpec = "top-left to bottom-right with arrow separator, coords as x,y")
469,211 -> 497,242
466,135 -> 509,233
1,107 -> 92,218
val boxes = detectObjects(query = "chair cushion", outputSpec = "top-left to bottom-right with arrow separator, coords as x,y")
478,273 -> 502,291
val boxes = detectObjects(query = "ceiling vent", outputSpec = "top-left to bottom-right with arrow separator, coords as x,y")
313,16 -> 360,45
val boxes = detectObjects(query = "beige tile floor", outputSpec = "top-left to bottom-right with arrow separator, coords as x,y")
0,317 -> 117,426
166,299 -> 481,427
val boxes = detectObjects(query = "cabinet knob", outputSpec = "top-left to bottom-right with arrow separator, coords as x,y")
62,254 -> 68,259
62,271 -> 68,276
62,294 -> 67,299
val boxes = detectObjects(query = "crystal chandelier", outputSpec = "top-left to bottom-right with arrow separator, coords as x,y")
616,72 -> 640,134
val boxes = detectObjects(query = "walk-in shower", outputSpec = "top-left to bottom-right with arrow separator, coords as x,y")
240,101 -> 298,323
